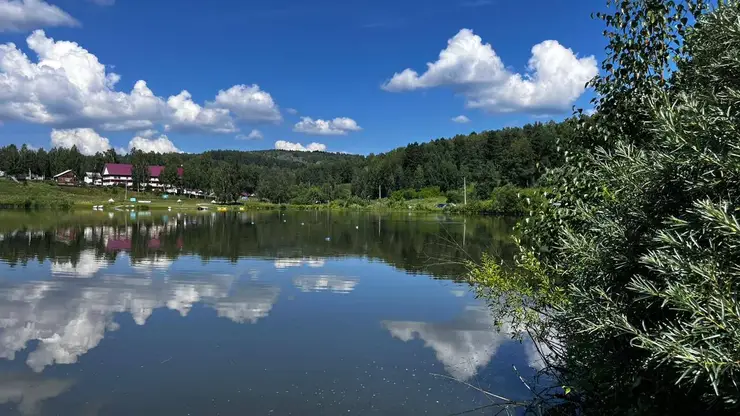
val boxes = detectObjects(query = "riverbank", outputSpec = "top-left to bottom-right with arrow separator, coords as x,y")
0,181 -> 540,215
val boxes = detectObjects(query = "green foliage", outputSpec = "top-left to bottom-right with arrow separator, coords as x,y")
160,164 -> 180,189
211,162 -> 241,203
131,152 -> 150,190
470,1 -> 740,415
290,186 -> 327,205
445,189 -> 463,204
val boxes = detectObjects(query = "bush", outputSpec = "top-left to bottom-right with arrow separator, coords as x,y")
445,190 -> 463,204
470,2 -> 740,414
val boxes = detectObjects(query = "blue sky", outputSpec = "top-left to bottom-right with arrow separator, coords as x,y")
0,0 -> 606,155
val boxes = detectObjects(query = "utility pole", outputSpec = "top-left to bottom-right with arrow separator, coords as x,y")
463,177 -> 467,205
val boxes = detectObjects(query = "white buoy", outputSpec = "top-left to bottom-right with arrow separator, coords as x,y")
355,225 -> 359,229
301,222 -> 305,226
283,220 -> 287,223
251,222 -> 254,225
325,237 -> 331,241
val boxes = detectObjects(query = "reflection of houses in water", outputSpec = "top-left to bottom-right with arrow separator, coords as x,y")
105,238 -> 132,252
54,228 -> 77,244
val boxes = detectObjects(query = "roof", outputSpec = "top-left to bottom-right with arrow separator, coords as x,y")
103,164 -> 182,178
53,169 -> 74,178
103,163 -> 132,176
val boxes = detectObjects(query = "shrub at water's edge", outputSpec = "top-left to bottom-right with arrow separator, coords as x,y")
469,1 -> 740,415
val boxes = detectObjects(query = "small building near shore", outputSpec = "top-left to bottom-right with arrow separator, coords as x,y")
53,170 -> 77,186
84,172 -> 102,186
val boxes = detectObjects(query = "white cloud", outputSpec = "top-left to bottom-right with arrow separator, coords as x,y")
274,140 -> 327,152
451,115 -> 470,123
0,31 -> 278,134
236,129 -> 263,140
165,90 -> 236,133
210,84 -> 281,123
293,117 -> 362,136
136,128 -> 158,138
285,108 -> 298,115
0,0 -> 79,32
88,0 -> 114,5
50,128 -> 111,155
129,134 -> 181,154
382,29 -> 597,114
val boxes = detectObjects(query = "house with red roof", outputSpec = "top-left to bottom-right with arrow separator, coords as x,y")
102,163 -> 183,190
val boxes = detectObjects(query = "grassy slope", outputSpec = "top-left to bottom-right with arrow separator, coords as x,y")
0,180 -> 457,213
0,180 -> 212,210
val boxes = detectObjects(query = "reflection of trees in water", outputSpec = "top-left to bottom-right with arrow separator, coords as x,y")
0,212 -> 516,280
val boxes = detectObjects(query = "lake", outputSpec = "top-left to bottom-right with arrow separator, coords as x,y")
0,210 -> 542,415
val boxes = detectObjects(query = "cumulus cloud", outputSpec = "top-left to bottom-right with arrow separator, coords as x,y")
382,29 -> 597,114
236,129 -> 263,140
210,84 -> 281,123
285,108 -> 298,115
129,134 -> 181,154
451,115 -> 470,123
50,128 -> 111,156
0,0 -> 79,32
0,31 -> 279,134
136,128 -> 158,138
274,140 -> 327,152
293,117 -> 362,136
165,90 -> 236,133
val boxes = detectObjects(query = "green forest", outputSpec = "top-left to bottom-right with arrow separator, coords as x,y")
0,119 -> 572,211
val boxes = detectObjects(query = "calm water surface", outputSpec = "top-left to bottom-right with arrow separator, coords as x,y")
0,211 -> 542,415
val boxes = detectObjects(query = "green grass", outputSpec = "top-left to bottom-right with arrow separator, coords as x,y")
0,180 -> 213,211
0,180 -> 471,214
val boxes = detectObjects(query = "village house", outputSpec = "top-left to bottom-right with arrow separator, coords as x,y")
101,163 -> 183,190
53,170 -> 77,186
84,172 -> 102,186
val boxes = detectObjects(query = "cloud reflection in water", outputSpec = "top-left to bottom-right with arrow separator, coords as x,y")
0,269 -> 280,372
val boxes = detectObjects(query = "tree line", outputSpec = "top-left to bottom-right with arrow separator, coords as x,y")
0,120 -> 572,203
